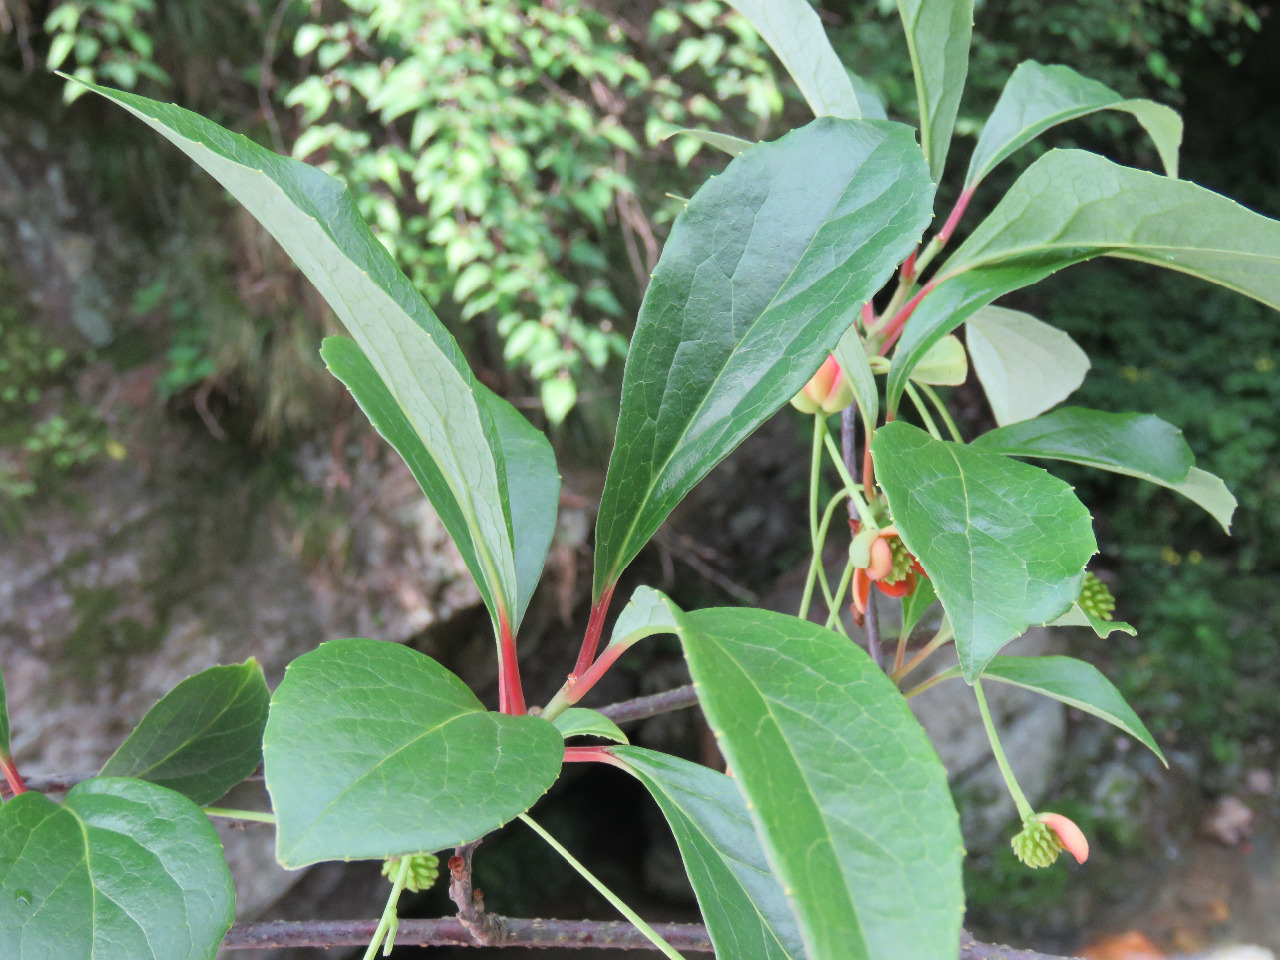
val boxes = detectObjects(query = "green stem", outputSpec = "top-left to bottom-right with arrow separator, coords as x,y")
822,432 -> 871,522
903,670 -> 954,699
518,815 -> 684,960
799,489 -> 851,622
824,556 -> 855,636
890,621 -> 953,684
203,807 -> 277,824
904,382 -> 942,439
919,383 -> 962,443
363,853 -> 413,960
798,414 -> 827,621
973,679 -> 1035,822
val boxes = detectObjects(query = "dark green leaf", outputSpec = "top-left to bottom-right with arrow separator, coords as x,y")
725,0 -> 865,119
82,80 -> 552,631
972,406 -> 1193,485
873,422 -> 1097,681
594,118 -> 933,594
551,709 -> 628,744
0,778 -> 234,960
981,656 -> 1165,764
966,306 -> 1090,426
613,746 -> 805,960
677,606 -> 963,960
966,60 -> 1181,188
263,639 -> 562,868
896,0 -> 974,181
889,149 -> 1280,410
99,660 -> 269,805
899,576 -> 937,641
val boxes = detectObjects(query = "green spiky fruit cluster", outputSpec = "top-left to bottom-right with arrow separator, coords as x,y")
884,536 -> 914,585
1078,571 -> 1116,621
1011,818 -> 1064,869
382,852 -> 440,892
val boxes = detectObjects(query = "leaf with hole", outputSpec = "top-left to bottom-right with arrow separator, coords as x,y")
873,421 -> 1097,681
594,118 -> 933,595
966,60 -> 1181,188
99,659 -> 269,805
966,306 -> 1090,425
81,79 -> 556,633
889,149 -> 1280,410
0,778 -> 234,960
263,639 -> 563,869
612,746 -> 805,960
674,605 -> 964,960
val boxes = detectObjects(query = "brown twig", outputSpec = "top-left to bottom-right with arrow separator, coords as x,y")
449,841 -> 505,945
598,684 -> 699,725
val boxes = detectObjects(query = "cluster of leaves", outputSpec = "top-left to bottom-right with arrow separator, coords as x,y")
4,1 -> 1280,959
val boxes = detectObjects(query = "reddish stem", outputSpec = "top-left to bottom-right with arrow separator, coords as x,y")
901,248 -> 919,284
572,584 -> 616,678
563,745 -> 621,766
497,613 -> 526,716
564,640 -> 631,707
862,442 -> 875,502
936,187 -> 974,248
1,755 -> 27,797
861,301 -> 875,329
878,281 -> 937,356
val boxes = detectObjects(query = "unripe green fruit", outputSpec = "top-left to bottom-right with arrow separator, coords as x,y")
1078,571 -> 1116,621
1011,818 -> 1064,869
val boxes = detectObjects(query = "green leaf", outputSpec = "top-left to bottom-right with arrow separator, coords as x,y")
908,333 -> 967,385
972,406 -> 1193,485
80,80 -> 551,632
981,656 -> 1166,765
1050,603 -> 1136,638
899,576 -> 938,641
551,709 -> 628,745
263,639 -> 562,869
607,585 -> 684,650
896,0 -> 974,181
966,306 -> 1090,425
99,660 -> 269,805
594,118 -> 934,594
966,60 -> 1182,188
833,324 -> 879,438
675,606 -> 963,960
724,0 -> 864,119
612,746 -> 805,960
0,778 -> 234,960
872,422 -> 1097,682
889,149 -> 1280,410
660,128 -> 755,157
1167,467 -> 1237,534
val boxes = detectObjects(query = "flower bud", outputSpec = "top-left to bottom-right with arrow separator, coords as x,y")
790,355 -> 854,414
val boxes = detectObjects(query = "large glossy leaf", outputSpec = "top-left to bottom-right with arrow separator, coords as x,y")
896,0 -> 973,181
263,639 -> 562,868
982,656 -> 1165,764
725,0 -> 864,119
888,149 -> 1280,409
99,660 -> 269,805
81,80 -> 554,631
0,778 -> 234,960
675,606 -> 964,960
594,118 -> 933,595
972,407 -> 1193,485
966,60 -> 1181,188
872,422 -> 1096,681
966,306 -> 1090,425
612,746 -> 805,960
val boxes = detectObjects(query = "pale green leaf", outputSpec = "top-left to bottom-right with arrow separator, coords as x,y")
594,118 -> 933,594
982,656 -> 1165,764
1167,467 -> 1237,534
1050,603 -> 1136,638
660,127 -> 755,157
723,0 -> 864,119
908,333 -> 967,385
872,422 -> 1097,681
966,306 -> 1090,425
889,149 -> 1280,410
613,746 -> 805,960
99,660 -> 269,805
675,606 -> 964,960
967,60 -> 1182,188
0,778 -> 234,960
899,576 -> 938,641
607,585 -> 684,650
896,0 -> 974,181
833,323 -> 879,437
263,639 -> 562,868
551,709 -> 628,745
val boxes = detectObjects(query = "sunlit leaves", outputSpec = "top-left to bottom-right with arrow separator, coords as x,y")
966,306 -> 1090,425
896,0 -> 974,181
